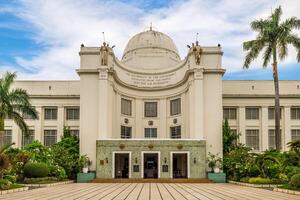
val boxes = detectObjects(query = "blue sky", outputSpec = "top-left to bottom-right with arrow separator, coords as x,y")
0,0 -> 299,80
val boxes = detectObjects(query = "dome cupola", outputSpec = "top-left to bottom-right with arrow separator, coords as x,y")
121,29 -> 180,70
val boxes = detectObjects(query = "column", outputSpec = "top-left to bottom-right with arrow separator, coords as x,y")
11,123 -> 20,147
98,69 -> 109,139
238,107 -> 246,144
284,106 -> 291,151
57,106 -> 64,141
159,99 -> 167,138
135,99 -> 143,138
193,69 -> 204,139
261,106 -> 269,151
35,106 -> 43,143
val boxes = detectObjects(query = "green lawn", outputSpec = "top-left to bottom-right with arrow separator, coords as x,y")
279,184 -> 300,191
0,184 -> 24,191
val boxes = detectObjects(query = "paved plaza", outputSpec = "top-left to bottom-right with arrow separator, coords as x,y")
0,183 -> 299,200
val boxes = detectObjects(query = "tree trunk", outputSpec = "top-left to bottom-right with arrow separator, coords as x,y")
272,48 -> 281,151
0,116 -> 4,140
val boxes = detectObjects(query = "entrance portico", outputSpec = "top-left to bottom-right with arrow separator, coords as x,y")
97,139 -> 206,179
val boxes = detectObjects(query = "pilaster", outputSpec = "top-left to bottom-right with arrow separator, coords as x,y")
261,106 -> 269,151
238,107 -> 246,144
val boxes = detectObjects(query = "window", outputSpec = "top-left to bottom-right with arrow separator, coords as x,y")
291,129 -> 300,141
145,128 -> 157,138
170,98 -> 181,116
121,126 -> 131,139
22,110 -> 35,120
144,102 -> 157,117
70,130 -> 79,138
44,108 -> 57,120
223,108 -> 237,120
5,114 -> 12,120
231,129 -> 238,145
246,107 -> 259,120
66,107 -> 79,120
22,130 -> 35,148
0,130 -> 12,148
121,98 -> 132,116
44,130 -> 57,147
246,129 -> 259,150
170,126 -> 181,139
268,107 -> 282,120
291,107 -> 300,120
268,129 -> 282,149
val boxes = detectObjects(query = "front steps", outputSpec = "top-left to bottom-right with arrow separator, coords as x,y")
91,178 -> 212,183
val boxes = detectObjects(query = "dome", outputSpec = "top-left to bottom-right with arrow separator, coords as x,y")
121,30 -> 181,70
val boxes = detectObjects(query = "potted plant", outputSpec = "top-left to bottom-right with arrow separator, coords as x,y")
207,152 -> 226,183
207,152 -> 222,173
80,155 -> 92,173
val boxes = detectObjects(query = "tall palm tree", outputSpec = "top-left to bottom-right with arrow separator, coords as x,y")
0,72 -> 38,144
243,6 -> 300,150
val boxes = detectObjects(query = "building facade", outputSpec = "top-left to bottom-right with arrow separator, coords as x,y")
3,29 -> 300,179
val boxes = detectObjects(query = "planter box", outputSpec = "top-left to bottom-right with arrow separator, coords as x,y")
77,172 -> 96,183
208,172 -> 226,183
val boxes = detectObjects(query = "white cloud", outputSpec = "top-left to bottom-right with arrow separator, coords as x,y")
1,0 -> 300,80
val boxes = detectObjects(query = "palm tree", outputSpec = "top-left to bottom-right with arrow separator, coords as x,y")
0,72 -> 38,144
243,6 -> 300,150
252,152 -> 279,178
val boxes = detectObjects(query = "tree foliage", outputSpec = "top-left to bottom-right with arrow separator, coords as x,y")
243,6 -> 300,151
223,118 -> 240,155
0,72 -> 38,135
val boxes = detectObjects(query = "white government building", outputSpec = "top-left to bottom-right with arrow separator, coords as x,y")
3,29 -> 300,179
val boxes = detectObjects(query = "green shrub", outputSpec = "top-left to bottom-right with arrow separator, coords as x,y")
49,165 -> 67,180
278,173 -> 289,183
0,179 -> 11,190
285,166 -> 300,180
23,177 -> 58,184
24,141 -> 53,165
248,177 -> 272,184
3,175 -> 16,183
289,174 -> 300,188
240,177 -> 250,183
23,162 -> 49,178
51,135 -> 80,179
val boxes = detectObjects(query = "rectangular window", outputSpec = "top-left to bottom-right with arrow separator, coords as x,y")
121,98 -> 132,116
0,130 -> 12,148
70,130 -> 79,138
44,130 -> 57,147
268,107 -> 282,120
246,129 -> 259,150
231,129 -> 238,145
66,107 -> 79,120
291,129 -> 300,141
291,107 -> 300,120
22,130 -> 35,148
268,129 -> 282,149
223,107 -> 237,120
144,102 -> 157,117
44,107 -> 57,120
22,108 -> 35,120
144,128 -> 157,138
246,107 -> 259,120
170,98 -> 181,116
121,126 -> 131,139
170,126 -> 181,139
